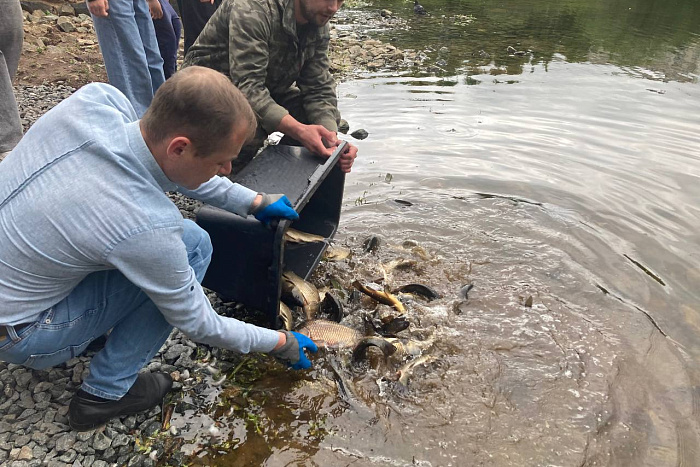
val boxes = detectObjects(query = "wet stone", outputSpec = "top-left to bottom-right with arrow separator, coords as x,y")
18,408 -> 36,420
92,460 -> 109,467
102,446 -> 116,460
32,381 -> 54,394
13,434 -> 31,447
34,400 -> 50,411
73,441 -> 89,454
18,390 -> 35,409
76,431 -> 92,442
37,421 -> 68,436
92,432 -> 112,451
112,433 -> 130,448
141,420 -> 161,438
46,461 -> 69,467
55,432 -> 76,452
14,372 -> 33,389
30,431 -> 49,445
123,415 -> 137,430
163,344 -> 191,362
31,445 -> 47,461
42,409 -> 57,424
57,449 -> 77,463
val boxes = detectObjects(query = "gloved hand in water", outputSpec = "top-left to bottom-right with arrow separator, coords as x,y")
270,331 -> 318,370
251,193 -> 299,225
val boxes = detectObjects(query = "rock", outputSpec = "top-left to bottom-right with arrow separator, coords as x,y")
380,9 -> 392,17
55,432 -> 76,453
18,445 -> 33,460
39,14 -> 59,24
91,432 -> 112,451
338,119 -> 349,134
57,17 -> 76,33
20,1 -> 55,14
58,4 -> 75,16
350,129 -> 369,140
74,3 -> 89,16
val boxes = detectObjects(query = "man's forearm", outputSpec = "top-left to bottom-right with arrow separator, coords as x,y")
276,114 -> 304,141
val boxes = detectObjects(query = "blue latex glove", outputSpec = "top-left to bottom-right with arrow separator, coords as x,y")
252,193 -> 299,225
270,331 -> 319,370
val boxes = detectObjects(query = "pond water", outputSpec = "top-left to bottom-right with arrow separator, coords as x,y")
192,0 -> 700,465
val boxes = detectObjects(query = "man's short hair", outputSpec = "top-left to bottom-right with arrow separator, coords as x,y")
141,66 -> 257,156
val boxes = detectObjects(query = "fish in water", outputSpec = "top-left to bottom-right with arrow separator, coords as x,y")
352,280 -> 406,313
296,319 -> 396,363
278,301 -> 294,331
395,354 -> 436,386
323,244 -> 351,261
319,291 -> 344,322
281,271 -> 320,320
393,283 -> 441,301
283,228 -> 328,244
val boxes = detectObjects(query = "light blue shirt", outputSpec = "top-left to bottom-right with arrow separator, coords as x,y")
0,83 -> 280,354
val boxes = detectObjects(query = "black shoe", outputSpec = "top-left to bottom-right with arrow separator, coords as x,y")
68,372 -> 173,431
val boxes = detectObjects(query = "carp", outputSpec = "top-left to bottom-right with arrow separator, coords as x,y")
281,270 -> 320,320
278,301 -> 294,331
283,228 -> 328,244
395,354 -> 437,387
352,280 -> 406,313
296,319 -> 396,363
323,244 -> 351,261
393,283 -> 441,301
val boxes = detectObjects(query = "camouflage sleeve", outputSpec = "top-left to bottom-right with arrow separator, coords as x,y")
227,3 -> 289,133
296,35 -> 340,133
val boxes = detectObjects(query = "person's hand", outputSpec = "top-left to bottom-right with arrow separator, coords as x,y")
296,124 -> 338,157
251,193 -> 299,225
270,331 -> 318,370
199,0 -> 214,3
334,141 -> 358,173
147,0 -> 163,19
87,0 -> 109,17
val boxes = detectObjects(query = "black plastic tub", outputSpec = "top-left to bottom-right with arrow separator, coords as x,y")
196,142 -> 347,328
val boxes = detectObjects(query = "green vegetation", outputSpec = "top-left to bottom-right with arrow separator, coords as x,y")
363,0 -> 700,81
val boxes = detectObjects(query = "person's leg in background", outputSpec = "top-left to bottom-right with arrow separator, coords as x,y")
0,0 -> 24,160
91,0 -> 165,117
180,0 -> 221,54
152,0 -> 181,79
137,0 -> 166,91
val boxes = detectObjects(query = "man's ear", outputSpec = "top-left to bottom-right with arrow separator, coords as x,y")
166,136 -> 193,159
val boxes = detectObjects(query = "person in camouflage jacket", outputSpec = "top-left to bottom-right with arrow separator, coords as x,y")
183,0 -> 357,172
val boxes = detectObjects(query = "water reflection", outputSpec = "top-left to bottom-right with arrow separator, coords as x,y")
351,0 -> 700,82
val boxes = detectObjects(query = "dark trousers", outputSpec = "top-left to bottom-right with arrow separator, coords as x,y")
152,0 -> 182,79
176,0 -> 221,54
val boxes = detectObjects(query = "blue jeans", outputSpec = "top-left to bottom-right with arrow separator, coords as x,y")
0,220 -> 212,399
91,0 -> 165,117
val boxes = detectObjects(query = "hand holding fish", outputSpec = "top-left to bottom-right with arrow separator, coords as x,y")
251,193 -> 299,225
270,331 -> 318,370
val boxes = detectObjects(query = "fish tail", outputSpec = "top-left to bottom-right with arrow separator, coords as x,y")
351,336 -> 397,363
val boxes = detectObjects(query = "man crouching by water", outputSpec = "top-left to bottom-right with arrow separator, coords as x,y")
0,66 -> 318,431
